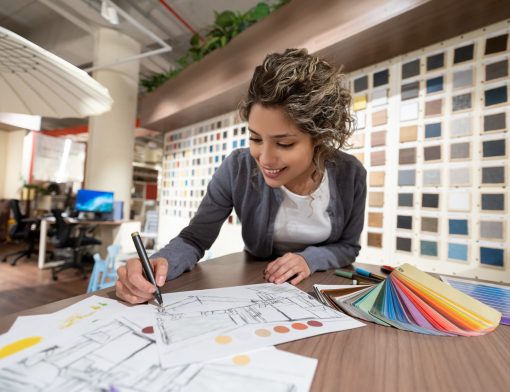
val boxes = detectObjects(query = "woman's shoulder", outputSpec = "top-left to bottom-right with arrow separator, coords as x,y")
328,150 -> 366,176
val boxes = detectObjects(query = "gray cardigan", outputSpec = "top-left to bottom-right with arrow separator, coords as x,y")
152,148 -> 367,280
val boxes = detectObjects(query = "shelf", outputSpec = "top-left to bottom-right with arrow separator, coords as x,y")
140,0 -> 510,133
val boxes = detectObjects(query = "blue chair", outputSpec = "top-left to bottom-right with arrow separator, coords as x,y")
87,244 -> 120,293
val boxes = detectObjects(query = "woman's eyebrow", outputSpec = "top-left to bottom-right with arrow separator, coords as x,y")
248,128 -> 298,139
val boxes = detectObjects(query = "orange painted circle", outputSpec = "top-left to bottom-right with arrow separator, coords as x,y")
232,355 -> 251,366
291,322 -> 308,330
215,335 -> 232,344
273,325 -> 290,333
255,328 -> 271,337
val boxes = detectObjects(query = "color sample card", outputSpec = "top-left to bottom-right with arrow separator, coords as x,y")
441,276 -> 510,325
483,112 -> 506,132
373,69 -> 389,87
402,59 -> 420,79
448,243 -> 468,261
480,247 -> 505,267
422,193 -> 439,208
484,34 -> 508,55
398,193 -> 414,207
480,221 -> 504,240
485,60 -> 508,81
454,43 -> 474,63
396,237 -> 412,252
449,219 -> 468,235
333,264 -> 501,336
427,52 -> 444,70
420,240 -> 438,257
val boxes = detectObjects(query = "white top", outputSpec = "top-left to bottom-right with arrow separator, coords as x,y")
273,170 -> 332,255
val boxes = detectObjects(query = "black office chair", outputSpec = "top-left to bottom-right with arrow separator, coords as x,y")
50,209 -> 101,280
1,200 -> 40,266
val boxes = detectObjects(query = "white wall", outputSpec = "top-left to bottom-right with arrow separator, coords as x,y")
0,129 -> 26,200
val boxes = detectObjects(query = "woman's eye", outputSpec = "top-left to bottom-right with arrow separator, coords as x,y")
278,143 -> 294,148
249,137 -> 262,143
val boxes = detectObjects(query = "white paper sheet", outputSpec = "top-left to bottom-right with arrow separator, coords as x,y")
138,282 -> 364,368
0,296 -> 127,366
0,315 -> 317,392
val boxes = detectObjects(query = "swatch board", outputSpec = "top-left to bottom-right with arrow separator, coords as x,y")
160,20 -> 509,282
349,20 -> 509,282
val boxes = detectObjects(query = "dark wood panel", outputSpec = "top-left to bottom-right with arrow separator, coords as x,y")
1,251 -> 509,392
141,0 -> 510,133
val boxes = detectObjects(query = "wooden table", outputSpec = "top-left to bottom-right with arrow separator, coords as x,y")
1,252 -> 509,392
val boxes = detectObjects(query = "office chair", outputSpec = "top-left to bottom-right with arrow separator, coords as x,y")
1,200 -> 40,266
50,209 -> 102,280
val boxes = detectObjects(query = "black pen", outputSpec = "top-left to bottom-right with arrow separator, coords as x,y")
131,232 -> 163,306
334,269 -> 383,284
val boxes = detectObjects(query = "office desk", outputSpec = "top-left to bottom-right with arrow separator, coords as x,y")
37,217 -> 141,269
1,252 -> 508,391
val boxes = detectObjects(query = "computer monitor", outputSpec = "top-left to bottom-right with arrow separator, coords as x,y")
75,189 -> 114,213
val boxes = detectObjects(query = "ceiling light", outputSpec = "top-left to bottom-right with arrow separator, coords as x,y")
101,0 -> 119,25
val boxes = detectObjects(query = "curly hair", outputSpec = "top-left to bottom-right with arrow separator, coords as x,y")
239,48 -> 355,176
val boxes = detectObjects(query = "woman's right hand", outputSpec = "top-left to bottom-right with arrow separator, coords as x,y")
116,257 -> 168,304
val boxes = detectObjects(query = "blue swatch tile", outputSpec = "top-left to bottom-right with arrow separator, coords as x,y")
448,243 -> 468,261
480,247 -> 504,267
420,240 -> 438,257
485,86 -> 507,106
398,170 -> 416,186
482,139 -> 506,157
449,219 -> 468,235
426,76 -> 443,93
425,123 -> 441,138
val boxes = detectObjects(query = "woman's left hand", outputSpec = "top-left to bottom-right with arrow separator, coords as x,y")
264,253 -> 311,285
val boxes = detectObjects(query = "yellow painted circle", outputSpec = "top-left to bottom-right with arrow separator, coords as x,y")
254,328 -> 271,337
232,355 -> 251,366
0,336 -> 42,359
215,335 -> 232,344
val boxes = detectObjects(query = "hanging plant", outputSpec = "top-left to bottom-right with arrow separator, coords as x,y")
141,0 -> 290,92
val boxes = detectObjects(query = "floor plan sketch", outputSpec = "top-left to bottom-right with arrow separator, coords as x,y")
0,296 -> 126,367
146,283 -> 364,367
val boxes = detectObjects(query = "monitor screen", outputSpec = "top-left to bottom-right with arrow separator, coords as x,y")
75,189 -> 114,213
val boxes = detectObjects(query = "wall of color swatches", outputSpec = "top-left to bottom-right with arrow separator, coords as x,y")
348,20 -> 509,282
160,112 -> 247,224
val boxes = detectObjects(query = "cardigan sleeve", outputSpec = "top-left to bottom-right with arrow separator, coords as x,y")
150,152 -> 238,280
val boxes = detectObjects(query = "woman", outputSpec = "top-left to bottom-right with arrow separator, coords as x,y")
116,48 -> 367,304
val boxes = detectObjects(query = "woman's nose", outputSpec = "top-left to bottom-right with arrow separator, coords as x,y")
259,145 -> 278,166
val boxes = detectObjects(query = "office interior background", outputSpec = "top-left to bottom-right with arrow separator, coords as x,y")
0,0 -> 509,315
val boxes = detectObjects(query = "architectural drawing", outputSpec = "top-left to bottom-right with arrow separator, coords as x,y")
148,283 -> 365,367
0,316 -> 316,392
0,296 -> 126,367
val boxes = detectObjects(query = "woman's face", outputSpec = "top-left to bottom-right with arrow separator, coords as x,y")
248,104 -> 315,195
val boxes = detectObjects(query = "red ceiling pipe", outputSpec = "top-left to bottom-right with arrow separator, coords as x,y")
158,0 -> 204,42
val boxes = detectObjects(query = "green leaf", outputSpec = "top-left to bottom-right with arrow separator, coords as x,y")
143,1 -> 293,92
215,10 -> 237,28
189,33 -> 201,47
246,2 -> 270,22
